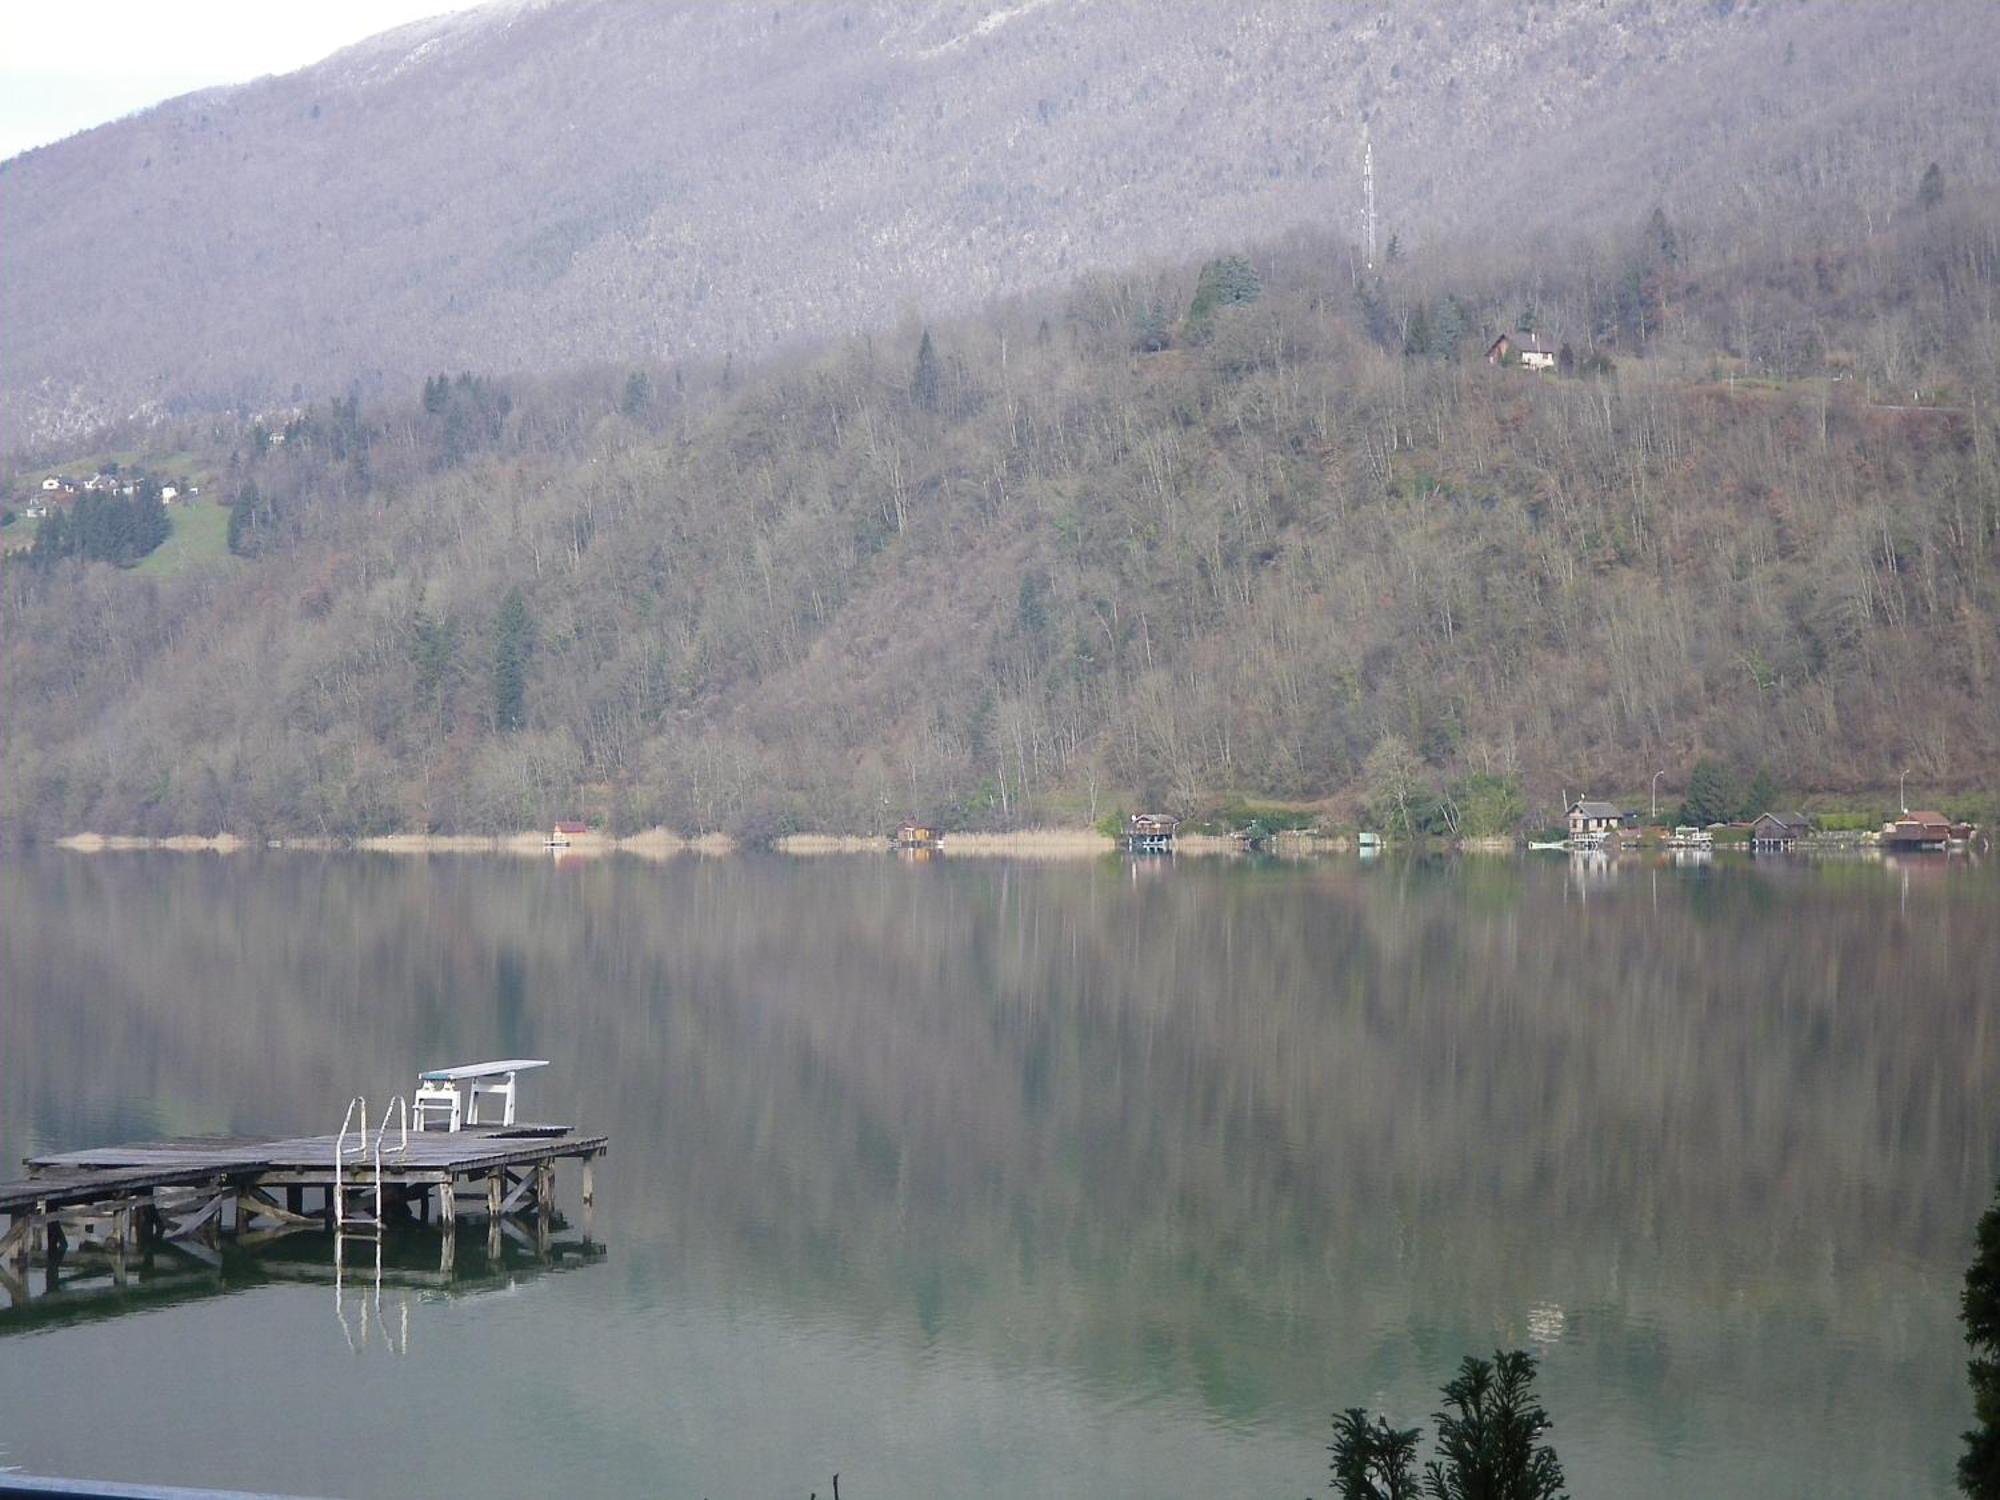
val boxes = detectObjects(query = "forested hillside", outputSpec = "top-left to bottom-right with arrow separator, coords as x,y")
3,0 -> 1997,447
4,192 -> 1995,840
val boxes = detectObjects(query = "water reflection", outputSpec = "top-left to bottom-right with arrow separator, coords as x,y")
0,1218 -> 602,1342
1,851 -> 1994,1497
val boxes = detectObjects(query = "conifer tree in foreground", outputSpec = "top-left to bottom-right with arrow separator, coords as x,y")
1331,1350 -> 1565,1500
1962,1182 -> 2000,1497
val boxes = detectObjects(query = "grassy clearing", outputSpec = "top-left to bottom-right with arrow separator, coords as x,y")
134,498 -> 232,577
9,449 -> 219,510
1,514 -> 39,554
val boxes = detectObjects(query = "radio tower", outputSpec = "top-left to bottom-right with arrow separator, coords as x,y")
1363,138 -> 1377,271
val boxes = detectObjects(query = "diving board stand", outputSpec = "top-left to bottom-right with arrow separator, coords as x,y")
413,1058 -> 548,1132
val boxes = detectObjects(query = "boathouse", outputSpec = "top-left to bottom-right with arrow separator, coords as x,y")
1883,811 -> 1955,850
1566,799 -> 1622,838
1126,813 -> 1179,851
894,821 -> 940,848
550,820 -> 588,846
1749,811 -> 1813,849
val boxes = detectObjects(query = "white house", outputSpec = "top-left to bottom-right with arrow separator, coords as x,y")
1566,799 -> 1624,838
40,477 -> 60,492
1486,332 -> 1557,372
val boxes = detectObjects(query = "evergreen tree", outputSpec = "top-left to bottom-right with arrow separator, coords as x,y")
1187,254 -> 1262,338
1430,297 -> 1470,360
1740,766 -> 1778,820
1356,277 -> 1395,349
1331,1409 -> 1422,1500
1921,161 -> 1947,212
1404,304 -> 1433,359
1680,758 -> 1736,825
910,329 -> 940,412
1424,1351 -> 1567,1500
410,605 -> 460,720
227,481 -> 272,558
1647,205 -> 1682,267
132,481 -> 170,559
1131,300 -> 1172,353
621,369 -> 654,418
1962,1180 -> 2000,1496
26,491 -> 170,568
29,507 -> 69,568
491,585 -> 534,732
1615,263 -> 1654,346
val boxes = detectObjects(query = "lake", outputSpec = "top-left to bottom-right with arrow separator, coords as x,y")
2,848 -> 1994,1497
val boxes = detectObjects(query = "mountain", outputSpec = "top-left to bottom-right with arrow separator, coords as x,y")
3,189 -> 1996,839
3,0 -> 1996,450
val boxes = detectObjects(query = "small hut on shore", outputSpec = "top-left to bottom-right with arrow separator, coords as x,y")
1882,811 -> 1957,850
1749,811 -> 1813,849
1126,813 -> 1179,852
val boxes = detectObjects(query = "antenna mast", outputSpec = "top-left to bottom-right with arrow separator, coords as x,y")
1363,138 -> 1377,271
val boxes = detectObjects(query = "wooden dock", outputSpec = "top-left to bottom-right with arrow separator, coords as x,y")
1,1122 -> 606,1289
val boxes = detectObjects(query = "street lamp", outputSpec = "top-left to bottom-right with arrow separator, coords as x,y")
1900,768 -> 1911,815
1651,770 -> 1665,820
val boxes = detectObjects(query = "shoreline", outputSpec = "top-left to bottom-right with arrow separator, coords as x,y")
37,828 -> 1647,860
52,829 -> 737,858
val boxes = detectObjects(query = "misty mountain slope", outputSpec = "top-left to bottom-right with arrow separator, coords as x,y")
4,196 -> 1995,840
4,0 -> 1996,448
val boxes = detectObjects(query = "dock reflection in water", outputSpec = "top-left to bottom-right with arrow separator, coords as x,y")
1,1218 -> 604,1346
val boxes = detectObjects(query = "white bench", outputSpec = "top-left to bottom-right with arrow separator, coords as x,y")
413,1059 -> 549,1132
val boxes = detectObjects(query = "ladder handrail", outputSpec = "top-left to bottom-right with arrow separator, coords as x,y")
372,1095 -> 408,1229
369,1096 -> 407,1225
377,1095 -> 409,1159
334,1096 -> 368,1228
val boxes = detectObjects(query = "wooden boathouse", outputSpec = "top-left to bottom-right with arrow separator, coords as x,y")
1126,813 -> 1180,851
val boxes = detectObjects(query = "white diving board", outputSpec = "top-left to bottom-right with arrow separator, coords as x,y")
414,1059 -> 549,1132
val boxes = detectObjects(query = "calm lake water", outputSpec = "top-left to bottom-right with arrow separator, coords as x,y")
1,849 -> 1995,1497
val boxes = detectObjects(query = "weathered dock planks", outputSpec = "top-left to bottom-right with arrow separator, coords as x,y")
1,1122 -> 607,1291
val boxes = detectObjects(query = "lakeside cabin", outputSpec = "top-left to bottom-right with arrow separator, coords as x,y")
1749,811 -> 1813,849
1126,813 -> 1179,852
894,821 -> 941,849
1566,799 -> 1623,839
549,820 -> 588,847
1882,811 -> 1962,851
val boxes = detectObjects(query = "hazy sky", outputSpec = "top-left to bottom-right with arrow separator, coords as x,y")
0,0 -> 489,160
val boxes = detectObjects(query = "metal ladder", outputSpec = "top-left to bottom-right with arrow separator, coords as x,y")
333,1095 -> 407,1234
